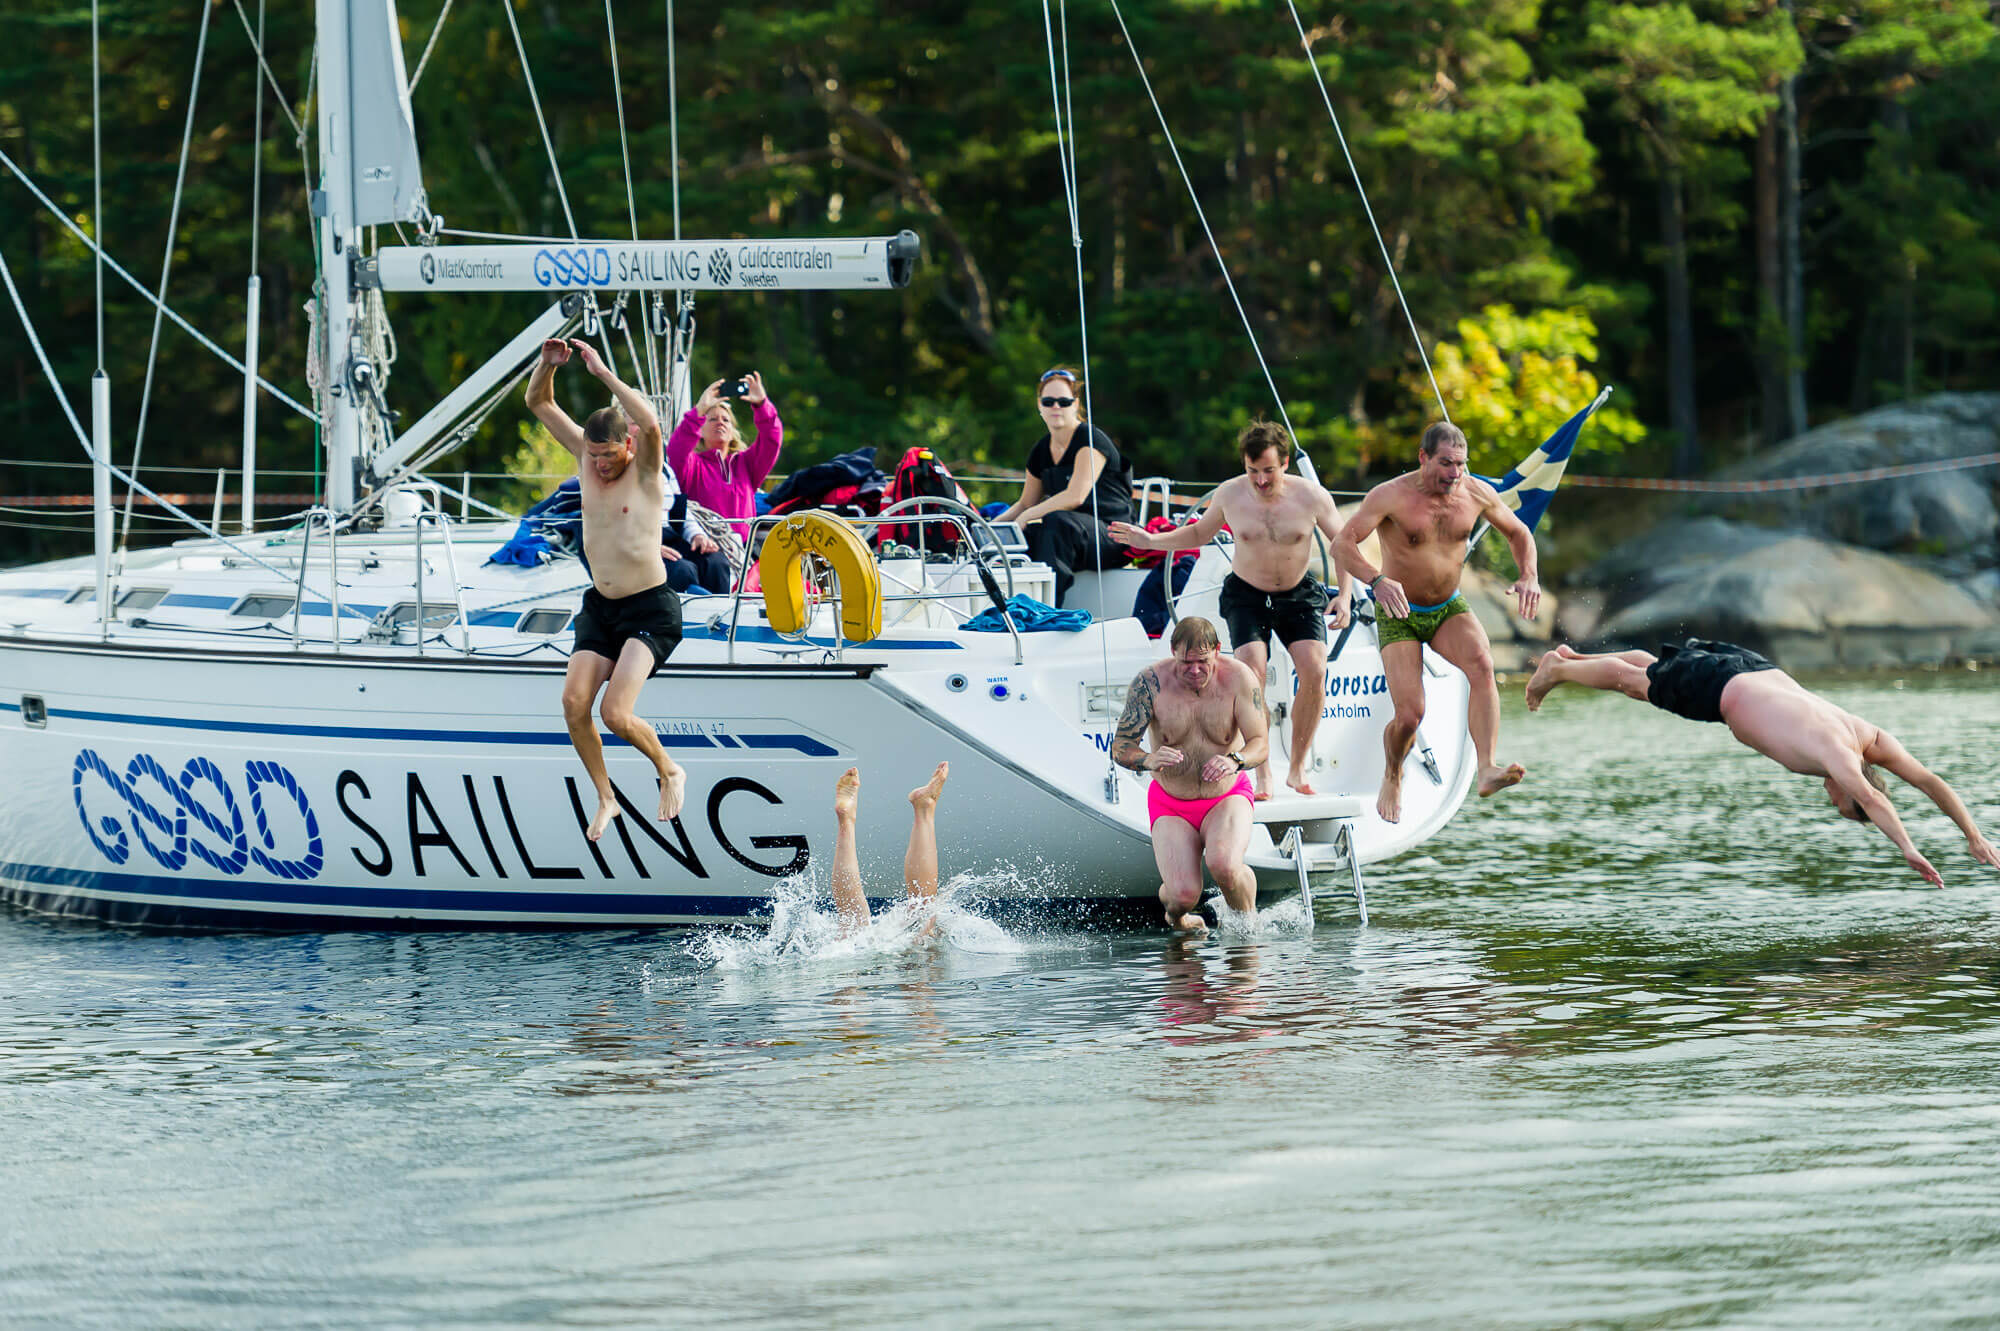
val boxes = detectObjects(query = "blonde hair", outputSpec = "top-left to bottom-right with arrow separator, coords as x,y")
704,401 -> 747,455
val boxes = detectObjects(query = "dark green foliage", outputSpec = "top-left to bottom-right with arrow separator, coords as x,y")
1,0 -> 1994,563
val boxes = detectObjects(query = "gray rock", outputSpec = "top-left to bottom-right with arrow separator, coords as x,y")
1580,516 -> 1793,616
1713,393 -> 2000,559
1592,534 -> 2000,670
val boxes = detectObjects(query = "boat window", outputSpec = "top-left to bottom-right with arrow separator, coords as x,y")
64,586 -> 94,604
517,609 -> 572,635
116,586 -> 169,611
231,593 -> 297,618
382,601 -> 458,630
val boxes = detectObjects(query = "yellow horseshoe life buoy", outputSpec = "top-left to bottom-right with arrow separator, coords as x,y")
757,511 -> 883,642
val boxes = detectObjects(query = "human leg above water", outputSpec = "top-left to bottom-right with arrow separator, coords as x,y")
1525,644 -> 1657,710
1376,639 -> 1424,823
1150,812 -> 1207,932
1429,609 -> 1523,798
598,637 -> 687,824
561,649 -> 619,841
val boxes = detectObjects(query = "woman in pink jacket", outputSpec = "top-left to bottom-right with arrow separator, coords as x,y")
666,372 -> 785,544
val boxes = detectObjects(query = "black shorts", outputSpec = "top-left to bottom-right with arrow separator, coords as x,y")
1645,639 -> 1777,723
573,582 -> 683,675
1218,573 -> 1328,650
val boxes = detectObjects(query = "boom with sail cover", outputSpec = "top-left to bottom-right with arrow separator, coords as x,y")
367,233 -> 922,293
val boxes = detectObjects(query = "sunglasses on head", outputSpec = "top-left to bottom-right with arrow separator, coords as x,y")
1040,395 -> 1076,408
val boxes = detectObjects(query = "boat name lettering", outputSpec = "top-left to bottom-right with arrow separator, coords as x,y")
71,748 -> 323,879
533,246 -> 614,288
613,247 -> 706,285
1326,673 -> 1388,698
333,768 -> 809,881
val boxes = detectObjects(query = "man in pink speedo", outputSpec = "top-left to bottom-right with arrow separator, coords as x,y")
1111,616 -> 1271,930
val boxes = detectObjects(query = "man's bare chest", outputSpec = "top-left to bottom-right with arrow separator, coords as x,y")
1386,493 -> 1477,547
1154,693 -> 1237,744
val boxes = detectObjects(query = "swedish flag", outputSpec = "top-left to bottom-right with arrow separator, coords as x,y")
1474,386 -> 1612,539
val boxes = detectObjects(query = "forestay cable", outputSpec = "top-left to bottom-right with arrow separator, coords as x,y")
501,0 -> 580,240
1,246 -> 355,607
123,0 -> 215,551
1283,0 -> 1448,423
0,149 -> 318,422
1041,0 -> 1120,798
409,0 -> 454,92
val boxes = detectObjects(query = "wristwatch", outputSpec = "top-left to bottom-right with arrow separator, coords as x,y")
1226,752 -> 1245,771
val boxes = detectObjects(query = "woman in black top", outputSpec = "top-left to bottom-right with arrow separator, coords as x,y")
996,366 -> 1134,606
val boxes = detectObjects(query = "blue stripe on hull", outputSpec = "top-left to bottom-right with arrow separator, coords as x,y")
37,706 -> 836,754
0,860 -> 1160,932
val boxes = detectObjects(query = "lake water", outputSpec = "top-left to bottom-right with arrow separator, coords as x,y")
5,670 -> 1999,1329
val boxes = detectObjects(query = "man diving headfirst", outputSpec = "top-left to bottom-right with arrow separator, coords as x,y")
1335,421 -> 1542,822
525,337 -> 687,841
1526,640 -> 2000,886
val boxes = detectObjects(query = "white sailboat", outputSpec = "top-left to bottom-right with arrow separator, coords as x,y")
0,0 -> 1496,929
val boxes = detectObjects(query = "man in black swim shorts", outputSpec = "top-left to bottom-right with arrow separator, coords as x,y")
1525,640 -> 2000,886
1110,421 -> 1351,799
526,338 -> 688,843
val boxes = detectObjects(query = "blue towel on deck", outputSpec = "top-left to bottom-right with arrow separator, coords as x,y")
963,595 -> 1092,633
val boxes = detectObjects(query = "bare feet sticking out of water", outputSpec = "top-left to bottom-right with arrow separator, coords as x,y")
909,761 -> 949,812
587,797 -> 621,842
834,766 -> 860,820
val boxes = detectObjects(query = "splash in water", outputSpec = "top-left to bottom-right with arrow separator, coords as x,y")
688,872 -> 1022,970
1210,890 -> 1315,938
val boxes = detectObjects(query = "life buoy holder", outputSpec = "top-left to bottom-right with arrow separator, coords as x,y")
757,511 -> 883,642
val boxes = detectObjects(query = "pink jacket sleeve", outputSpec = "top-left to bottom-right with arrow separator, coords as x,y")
746,400 -> 785,487
666,409 -> 703,483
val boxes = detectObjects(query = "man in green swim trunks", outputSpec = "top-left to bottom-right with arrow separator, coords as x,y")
1335,422 -> 1543,822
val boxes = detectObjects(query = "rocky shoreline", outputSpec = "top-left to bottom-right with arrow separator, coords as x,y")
1473,393 -> 2000,673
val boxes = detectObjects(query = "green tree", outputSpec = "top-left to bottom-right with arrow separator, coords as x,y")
1583,1 -> 1800,475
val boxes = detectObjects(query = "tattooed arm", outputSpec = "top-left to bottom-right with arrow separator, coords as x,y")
1233,667 -> 1271,772
1111,667 -> 1176,772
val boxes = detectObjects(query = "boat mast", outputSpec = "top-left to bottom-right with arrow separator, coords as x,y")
313,0 -> 361,511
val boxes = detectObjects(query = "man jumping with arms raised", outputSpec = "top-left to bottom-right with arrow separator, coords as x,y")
1112,617 -> 1271,931
525,337 -> 687,841
1526,640 -> 2000,885
1336,421 -> 1541,823
1109,419 -> 1351,798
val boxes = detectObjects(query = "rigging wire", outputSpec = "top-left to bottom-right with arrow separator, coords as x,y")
122,0 -> 216,552
1104,0 -> 1302,451
0,150 -> 319,422
249,0 -> 266,277
1282,0 -> 1448,423
409,0 -> 454,92
0,244 -> 354,605
1040,0 -> 1119,797
602,0 -> 661,396
605,0 -> 639,246
227,0 -> 308,142
501,0 -> 581,240
90,0 -> 104,374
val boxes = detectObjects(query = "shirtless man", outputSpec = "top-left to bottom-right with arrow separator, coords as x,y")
1335,421 -> 1541,823
525,338 -> 687,841
1526,640 -> 2000,886
1108,420 -> 1352,798
1111,617 -> 1271,930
